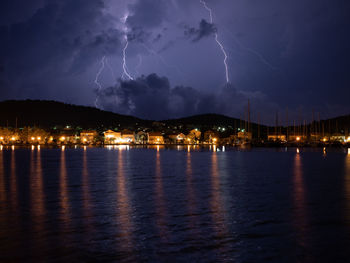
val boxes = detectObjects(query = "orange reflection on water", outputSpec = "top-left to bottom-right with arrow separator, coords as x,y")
59,150 -> 70,226
293,153 -> 309,250
345,152 -> 350,226
210,152 -> 228,238
155,149 -> 168,241
186,152 -> 197,234
82,150 -> 94,234
10,150 -> 18,210
116,149 -> 134,252
0,151 -> 5,202
30,149 -> 47,254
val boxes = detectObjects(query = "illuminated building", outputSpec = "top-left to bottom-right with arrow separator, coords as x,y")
148,132 -> 164,144
121,130 -> 135,143
103,130 -> 122,144
168,133 -> 186,144
58,130 -> 78,144
330,133 -> 346,142
80,130 -> 98,144
268,134 -> 287,142
237,131 -> 252,142
288,135 -> 307,142
204,130 -> 219,144
135,131 -> 148,144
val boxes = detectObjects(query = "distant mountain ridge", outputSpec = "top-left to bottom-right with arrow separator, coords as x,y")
0,100 -> 149,129
0,100 -> 349,133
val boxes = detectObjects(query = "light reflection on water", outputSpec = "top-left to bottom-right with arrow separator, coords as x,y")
59,149 -> 70,227
30,149 -> 46,225
116,148 -> 134,252
82,149 -> 94,236
10,150 -> 17,211
345,152 -> 350,226
293,153 -> 310,258
155,147 -> 169,242
210,151 -> 228,240
0,150 -> 5,202
0,147 -> 349,262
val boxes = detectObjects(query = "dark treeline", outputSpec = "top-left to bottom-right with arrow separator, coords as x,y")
0,100 -> 349,140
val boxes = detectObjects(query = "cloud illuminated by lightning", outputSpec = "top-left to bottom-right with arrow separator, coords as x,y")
94,56 -> 106,108
199,0 -> 229,83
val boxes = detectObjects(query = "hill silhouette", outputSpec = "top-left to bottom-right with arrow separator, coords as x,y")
0,100 -> 348,136
0,100 -> 150,129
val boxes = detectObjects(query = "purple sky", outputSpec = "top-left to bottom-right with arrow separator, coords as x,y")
0,0 -> 349,123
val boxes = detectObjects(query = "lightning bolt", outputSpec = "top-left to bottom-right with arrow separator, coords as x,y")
94,56 -> 106,108
199,0 -> 229,83
224,28 -> 276,71
122,37 -> 134,80
142,44 -> 187,83
120,14 -> 134,81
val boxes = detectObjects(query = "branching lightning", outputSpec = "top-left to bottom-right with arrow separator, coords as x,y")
224,28 -> 276,71
199,0 -> 229,83
94,56 -> 106,108
121,14 -> 134,81
142,44 -> 187,82
122,38 -> 134,80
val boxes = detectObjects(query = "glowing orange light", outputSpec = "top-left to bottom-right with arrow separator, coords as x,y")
31,137 -> 35,140
37,136 -> 41,140
0,137 -> 3,140
11,137 -> 16,141
60,136 -> 66,141
296,137 -> 300,141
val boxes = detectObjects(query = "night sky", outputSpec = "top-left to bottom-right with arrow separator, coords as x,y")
0,0 -> 349,123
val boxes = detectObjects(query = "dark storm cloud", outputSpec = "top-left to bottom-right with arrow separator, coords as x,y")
126,0 -> 168,30
97,73 -> 273,120
125,0 -> 168,44
0,0 -> 349,122
0,0 -> 45,26
0,0 -> 124,99
127,27 -> 151,43
184,19 -> 217,42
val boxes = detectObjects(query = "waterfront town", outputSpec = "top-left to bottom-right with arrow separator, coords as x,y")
0,121 -> 349,147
